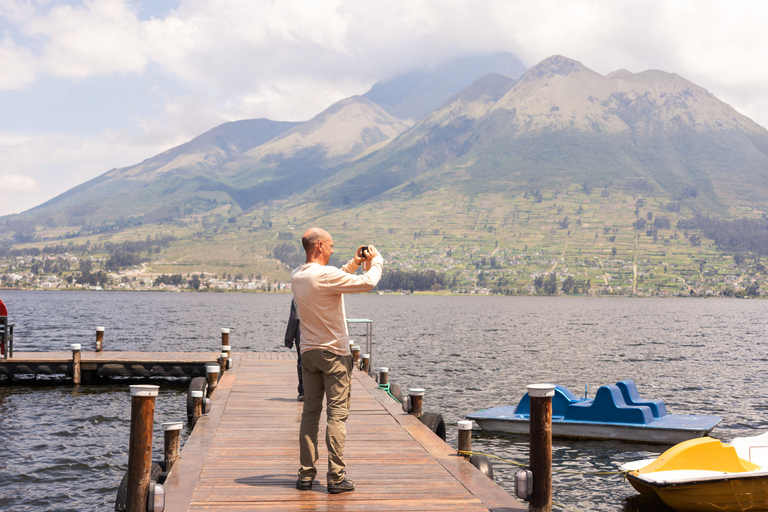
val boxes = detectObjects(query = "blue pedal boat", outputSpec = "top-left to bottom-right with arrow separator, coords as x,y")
466,380 -> 722,444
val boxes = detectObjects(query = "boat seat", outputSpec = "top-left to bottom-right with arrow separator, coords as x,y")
514,384 -> 584,417
616,380 -> 667,418
731,431 -> 768,468
564,385 -> 654,424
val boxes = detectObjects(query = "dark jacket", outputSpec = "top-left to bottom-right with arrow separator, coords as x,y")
284,299 -> 301,349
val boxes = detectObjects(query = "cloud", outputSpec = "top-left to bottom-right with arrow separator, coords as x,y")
0,36 -> 36,89
1,174 -> 38,192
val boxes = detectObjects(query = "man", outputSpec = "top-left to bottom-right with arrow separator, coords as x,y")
291,227 -> 383,494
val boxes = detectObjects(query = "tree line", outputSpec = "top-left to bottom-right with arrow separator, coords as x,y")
677,216 -> 768,260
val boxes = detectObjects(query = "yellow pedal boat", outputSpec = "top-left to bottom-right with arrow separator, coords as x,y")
621,432 -> 768,512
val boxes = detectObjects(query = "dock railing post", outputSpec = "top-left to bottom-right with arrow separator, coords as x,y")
379,367 -> 388,385
71,344 -> 81,384
218,350 -> 228,372
95,326 -> 105,352
408,388 -> 425,419
221,328 -> 230,350
361,353 -> 370,373
126,384 -> 158,512
162,421 -> 182,474
528,383 -> 555,512
458,420 -> 472,458
351,344 -> 360,365
206,363 -> 220,395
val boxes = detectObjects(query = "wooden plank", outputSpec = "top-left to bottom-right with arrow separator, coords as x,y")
162,354 -> 525,512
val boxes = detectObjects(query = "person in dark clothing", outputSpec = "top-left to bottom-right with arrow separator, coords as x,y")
284,299 -> 304,401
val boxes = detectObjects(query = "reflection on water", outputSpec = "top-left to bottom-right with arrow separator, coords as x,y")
1,291 -> 766,511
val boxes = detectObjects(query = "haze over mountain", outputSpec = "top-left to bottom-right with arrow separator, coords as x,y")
5,53 -> 768,234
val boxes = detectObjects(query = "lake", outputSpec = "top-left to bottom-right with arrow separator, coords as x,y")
1,290 -> 766,511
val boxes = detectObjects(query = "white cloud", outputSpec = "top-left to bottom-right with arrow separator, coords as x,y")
1,174 -> 38,192
0,36 -> 37,89
27,0 -> 148,79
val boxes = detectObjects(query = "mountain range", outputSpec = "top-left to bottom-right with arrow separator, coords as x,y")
4,51 -> 768,233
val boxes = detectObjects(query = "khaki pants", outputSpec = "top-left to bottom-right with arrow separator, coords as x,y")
298,349 -> 353,484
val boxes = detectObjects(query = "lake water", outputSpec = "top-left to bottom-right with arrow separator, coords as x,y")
1,290 -> 766,511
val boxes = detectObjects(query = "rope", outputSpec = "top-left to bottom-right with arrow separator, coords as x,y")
378,382 -> 401,404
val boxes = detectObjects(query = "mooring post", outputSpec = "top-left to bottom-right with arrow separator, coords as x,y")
361,353 -> 370,373
191,389 -> 203,423
126,384 -> 158,512
71,344 -> 81,384
528,383 -> 555,512
162,421 -> 182,474
221,328 -> 230,349
218,350 -> 228,371
95,326 -> 105,352
206,363 -> 220,395
379,367 -> 388,385
351,344 -> 360,364
408,388 -> 425,418
458,420 -> 472,457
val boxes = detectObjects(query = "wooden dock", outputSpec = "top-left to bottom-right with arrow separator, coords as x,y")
0,351 -> 219,380
163,352 -> 525,511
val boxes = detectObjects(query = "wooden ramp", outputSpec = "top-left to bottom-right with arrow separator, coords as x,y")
164,353 -> 525,511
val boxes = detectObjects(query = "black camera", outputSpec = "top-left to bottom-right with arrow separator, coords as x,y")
360,246 -> 369,257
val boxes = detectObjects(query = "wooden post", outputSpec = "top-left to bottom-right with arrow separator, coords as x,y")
361,354 -> 370,373
71,344 -> 81,384
351,345 -> 360,364
95,326 -> 105,352
528,383 -> 555,512
379,367 -> 388,385
221,328 -> 230,349
191,389 -> 203,422
126,384 -> 158,512
458,420 -> 472,457
408,388 -> 425,418
218,351 -> 228,371
206,363 -> 220,395
162,421 -> 182,473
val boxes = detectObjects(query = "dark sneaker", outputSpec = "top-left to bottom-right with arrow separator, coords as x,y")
297,394 -> 304,402
296,479 -> 312,490
327,478 -> 355,494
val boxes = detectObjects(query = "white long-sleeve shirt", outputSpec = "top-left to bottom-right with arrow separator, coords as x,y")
291,255 -> 383,356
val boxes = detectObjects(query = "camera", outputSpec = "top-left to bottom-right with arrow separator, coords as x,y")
360,246 -> 369,257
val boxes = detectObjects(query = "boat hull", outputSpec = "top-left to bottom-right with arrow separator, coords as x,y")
469,414 -> 719,444
627,472 -> 768,512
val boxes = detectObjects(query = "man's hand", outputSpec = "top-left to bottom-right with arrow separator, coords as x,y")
355,245 -> 380,266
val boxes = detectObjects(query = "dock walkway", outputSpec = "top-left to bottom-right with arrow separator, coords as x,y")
164,352 -> 524,511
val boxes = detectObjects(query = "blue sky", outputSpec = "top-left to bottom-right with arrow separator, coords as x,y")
2,0 -> 768,216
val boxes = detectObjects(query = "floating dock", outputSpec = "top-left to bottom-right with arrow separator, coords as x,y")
0,351 -> 220,380
163,352 -> 525,511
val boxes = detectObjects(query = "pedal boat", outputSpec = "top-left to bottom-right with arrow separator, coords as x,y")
620,432 -> 768,512
465,380 -> 721,444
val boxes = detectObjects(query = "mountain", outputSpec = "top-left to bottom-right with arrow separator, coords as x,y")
199,96 -> 413,211
325,56 -> 768,213
363,52 -> 527,120
26,118 -> 299,225
8,54 -> 524,228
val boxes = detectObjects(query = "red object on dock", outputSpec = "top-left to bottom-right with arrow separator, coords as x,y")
0,299 -> 7,355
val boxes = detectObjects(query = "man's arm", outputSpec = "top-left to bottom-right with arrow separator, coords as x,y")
327,255 -> 383,293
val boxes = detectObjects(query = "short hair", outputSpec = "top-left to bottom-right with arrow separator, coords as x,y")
302,228 -> 328,254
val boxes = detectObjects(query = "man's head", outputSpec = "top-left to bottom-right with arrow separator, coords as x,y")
301,227 -> 334,265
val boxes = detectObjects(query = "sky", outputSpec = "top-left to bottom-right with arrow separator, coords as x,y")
1,0 -> 768,217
